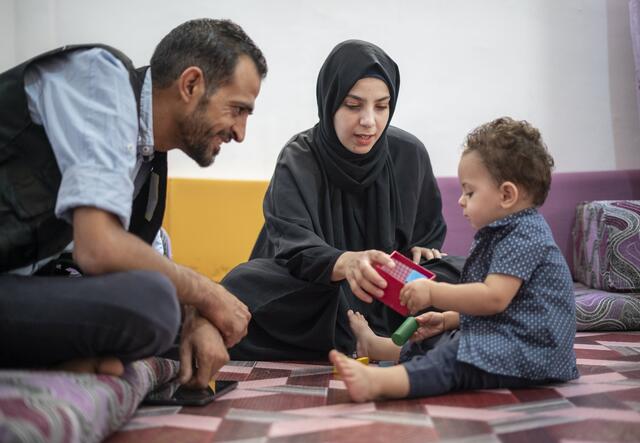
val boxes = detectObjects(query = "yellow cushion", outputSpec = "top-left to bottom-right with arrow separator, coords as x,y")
163,178 -> 269,282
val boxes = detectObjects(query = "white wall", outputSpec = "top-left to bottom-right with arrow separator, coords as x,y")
0,0 -> 15,70
4,0 -> 639,179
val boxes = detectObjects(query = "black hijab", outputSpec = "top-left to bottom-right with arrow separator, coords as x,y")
311,40 -> 402,251
231,41 -> 447,358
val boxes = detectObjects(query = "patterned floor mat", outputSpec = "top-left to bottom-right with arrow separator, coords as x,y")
106,332 -> 640,443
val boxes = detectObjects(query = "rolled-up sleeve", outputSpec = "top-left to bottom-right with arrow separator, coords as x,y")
25,48 -> 138,228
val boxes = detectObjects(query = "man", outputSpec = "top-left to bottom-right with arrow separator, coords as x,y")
0,19 -> 267,388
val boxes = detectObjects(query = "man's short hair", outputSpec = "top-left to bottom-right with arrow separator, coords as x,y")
150,18 -> 267,95
463,117 -> 555,206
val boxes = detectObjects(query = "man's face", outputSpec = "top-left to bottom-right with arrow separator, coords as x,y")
178,55 -> 261,167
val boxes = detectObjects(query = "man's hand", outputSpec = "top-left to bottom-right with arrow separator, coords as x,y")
72,207 -> 250,347
332,250 -> 394,303
179,306 -> 229,388
194,278 -> 251,348
399,278 -> 436,314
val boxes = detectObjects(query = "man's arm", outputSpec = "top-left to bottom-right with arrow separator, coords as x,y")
73,207 -> 250,348
178,306 -> 229,386
26,48 -> 245,388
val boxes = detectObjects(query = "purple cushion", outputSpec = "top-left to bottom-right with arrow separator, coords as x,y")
574,283 -> 640,331
0,357 -> 178,443
573,201 -> 640,292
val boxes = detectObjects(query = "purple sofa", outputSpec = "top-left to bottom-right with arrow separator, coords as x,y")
437,169 -> 640,331
437,169 -> 640,262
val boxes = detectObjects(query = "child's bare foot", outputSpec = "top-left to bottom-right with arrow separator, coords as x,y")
348,310 -> 402,361
330,349 -> 377,402
55,356 -> 125,376
348,310 -> 377,357
330,350 -> 411,403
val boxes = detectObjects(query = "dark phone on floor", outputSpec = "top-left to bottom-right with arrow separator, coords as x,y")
143,380 -> 238,406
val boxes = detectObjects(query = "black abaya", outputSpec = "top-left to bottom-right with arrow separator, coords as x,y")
222,41 -> 447,360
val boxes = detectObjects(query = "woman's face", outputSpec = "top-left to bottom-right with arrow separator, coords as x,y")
333,77 -> 390,154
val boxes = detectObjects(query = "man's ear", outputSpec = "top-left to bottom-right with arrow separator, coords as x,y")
177,67 -> 206,104
499,181 -> 519,208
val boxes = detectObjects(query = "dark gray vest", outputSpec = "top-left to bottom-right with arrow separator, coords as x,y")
0,44 -> 167,272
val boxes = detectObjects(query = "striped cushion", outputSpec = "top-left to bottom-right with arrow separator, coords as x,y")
574,283 -> 640,331
573,201 -> 640,292
0,357 -> 178,443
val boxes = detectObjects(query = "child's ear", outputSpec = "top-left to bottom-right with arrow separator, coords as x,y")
499,181 -> 519,208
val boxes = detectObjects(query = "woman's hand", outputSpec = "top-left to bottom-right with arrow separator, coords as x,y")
410,311 -> 445,342
410,246 -> 446,263
332,250 -> 394,303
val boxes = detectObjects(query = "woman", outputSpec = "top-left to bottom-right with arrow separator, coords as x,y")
223,40 -> 448,360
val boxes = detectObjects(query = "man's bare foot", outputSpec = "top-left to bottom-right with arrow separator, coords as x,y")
329,349 -> 377,402
348,310 -> 402,361
55,356 -> 124,376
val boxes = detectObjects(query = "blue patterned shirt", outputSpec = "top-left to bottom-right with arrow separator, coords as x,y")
457,208 -> 579,381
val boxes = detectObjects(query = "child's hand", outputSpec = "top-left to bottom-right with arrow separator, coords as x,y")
410,312 -> 445,341
399,279 -> 434,314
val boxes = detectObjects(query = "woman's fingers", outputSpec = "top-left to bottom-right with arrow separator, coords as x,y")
348,281 -> 374,303
347,266 -> 373,303
360,262 -> 387,293
410,246 -> 447,263
367,249 -> 394,267
345,250 -> 397,302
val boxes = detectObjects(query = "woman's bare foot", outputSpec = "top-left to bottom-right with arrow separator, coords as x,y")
329,350 -> 411,403
55,356 -> 125,376
348,310 -> 402,361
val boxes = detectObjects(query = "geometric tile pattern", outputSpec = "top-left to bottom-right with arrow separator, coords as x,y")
106,332 -> 640,443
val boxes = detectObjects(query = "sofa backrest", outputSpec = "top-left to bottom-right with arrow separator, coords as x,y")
164,170 -> 640,282
164,178 -> 268,282
437,169 -> 640,272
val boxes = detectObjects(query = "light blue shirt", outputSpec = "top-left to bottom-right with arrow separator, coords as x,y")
12,48 -> 160,274
457,208 -> 579,381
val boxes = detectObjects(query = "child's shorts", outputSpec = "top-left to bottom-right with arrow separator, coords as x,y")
400,330 -> 539,398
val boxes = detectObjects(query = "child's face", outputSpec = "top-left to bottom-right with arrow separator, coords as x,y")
457,151 -> 506,229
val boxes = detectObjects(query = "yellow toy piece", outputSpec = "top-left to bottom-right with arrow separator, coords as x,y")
332,356 -> 369,373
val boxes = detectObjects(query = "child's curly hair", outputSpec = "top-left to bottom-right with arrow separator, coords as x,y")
463,117 -> 555,206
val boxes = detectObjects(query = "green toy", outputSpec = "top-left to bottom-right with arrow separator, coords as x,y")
391,316 -> 418,346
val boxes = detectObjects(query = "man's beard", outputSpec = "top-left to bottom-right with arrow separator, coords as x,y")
178,102 -> 218,167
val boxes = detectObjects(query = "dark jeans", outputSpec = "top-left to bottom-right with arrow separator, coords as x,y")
0,270 -> 180,368
400,330 -> 545,398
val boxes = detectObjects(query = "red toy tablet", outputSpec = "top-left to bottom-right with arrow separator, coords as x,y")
374,251 -> 436,316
